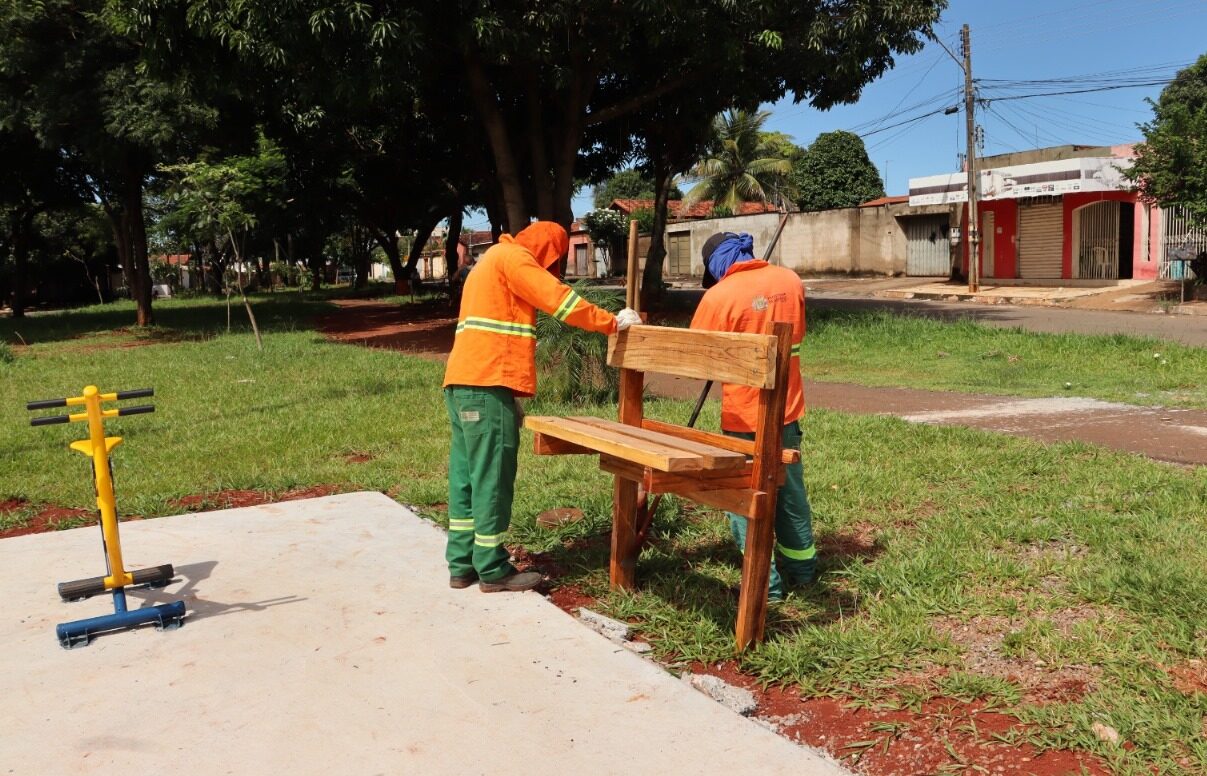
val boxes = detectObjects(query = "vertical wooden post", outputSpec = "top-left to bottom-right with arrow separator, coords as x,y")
734,321 -> 793,651
625,219 -> 640,312
610,366 -> 645,590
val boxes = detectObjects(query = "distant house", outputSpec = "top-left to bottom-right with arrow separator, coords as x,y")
608,199 -> 779,220
909,143 -> 1200,282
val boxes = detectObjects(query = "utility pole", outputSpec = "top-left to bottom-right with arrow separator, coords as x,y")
961,24 -> 980,293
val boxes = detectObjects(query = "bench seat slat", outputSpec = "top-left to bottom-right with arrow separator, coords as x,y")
567,416 -> 746,471
525,416 -> 712,472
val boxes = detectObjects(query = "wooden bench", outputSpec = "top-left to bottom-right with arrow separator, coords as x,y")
524,321 -> 797,651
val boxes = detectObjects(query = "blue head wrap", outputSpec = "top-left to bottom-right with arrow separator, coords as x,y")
706,233 -> 756,282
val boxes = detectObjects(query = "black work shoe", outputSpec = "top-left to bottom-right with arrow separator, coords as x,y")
450,571 -> 479,589
479,571 -> 542,593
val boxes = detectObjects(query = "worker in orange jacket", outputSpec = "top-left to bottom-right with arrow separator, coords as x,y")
690,232 -> 817,600
443,221 -> 640,592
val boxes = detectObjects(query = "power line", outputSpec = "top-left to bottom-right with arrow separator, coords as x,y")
983,80 -> 1176,102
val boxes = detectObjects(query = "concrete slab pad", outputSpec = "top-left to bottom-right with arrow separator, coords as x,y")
0,492 -> 845,775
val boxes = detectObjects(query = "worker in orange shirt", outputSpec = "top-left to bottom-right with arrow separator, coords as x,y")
690,232 -> 816,601
443,221 -> 641,592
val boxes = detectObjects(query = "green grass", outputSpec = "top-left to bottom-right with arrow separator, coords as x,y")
2,294 -> 1206,773
803,308 -> 1207,409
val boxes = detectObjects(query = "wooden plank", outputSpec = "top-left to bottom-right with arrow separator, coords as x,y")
735,319 -> 794,652
619,368 -> 644,427
533,433 -> 594,456
734,508 -> 776,650
570,416 -> 745,471
673,487 -> 765,518
608,327 -> 778,389
641,419 -> 801,465
610,474 -> 639,590
600,456 -> 754,493
524,416 -> 707,472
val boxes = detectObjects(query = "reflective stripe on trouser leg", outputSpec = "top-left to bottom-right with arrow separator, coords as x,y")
445,385 -> 519,582
724,422 -> 817,596
772,422 -> 816,586
445,389 -> 476,578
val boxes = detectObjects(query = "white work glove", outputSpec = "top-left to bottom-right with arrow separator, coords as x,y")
615,308 -> 641,331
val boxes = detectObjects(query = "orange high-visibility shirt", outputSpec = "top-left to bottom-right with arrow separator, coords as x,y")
443,233 -> 616,397
689,260 -> 805,433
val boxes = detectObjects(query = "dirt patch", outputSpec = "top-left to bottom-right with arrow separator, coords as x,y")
343,452 -> 375,464
933,611 -> 1102,703
546,584 -> 599,614
1,503 -> 95,539
818,521 -> 883,565
317,299 -> 456,360
171,485 -> 343,511
683,660 -> 1108,775
1170,659 -> 1207,697
0,497 -> 28,513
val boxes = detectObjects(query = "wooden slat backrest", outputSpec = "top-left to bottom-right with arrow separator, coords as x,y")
607,326 -> 778,389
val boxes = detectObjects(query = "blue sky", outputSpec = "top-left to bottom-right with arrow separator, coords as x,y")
463,0 -> 1207,230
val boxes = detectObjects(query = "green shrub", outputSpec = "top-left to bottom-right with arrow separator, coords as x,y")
535,282 -> 624,404
0,342 -> 13,365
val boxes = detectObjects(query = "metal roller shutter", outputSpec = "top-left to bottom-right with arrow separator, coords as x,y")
905,216 -> 951,276
1019,202 -> 1063,279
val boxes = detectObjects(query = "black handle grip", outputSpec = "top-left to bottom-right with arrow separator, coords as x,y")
30,415 -> 70,426
117,405 -> 155,417
26,398 -> 67,411
116,388 -> 154,401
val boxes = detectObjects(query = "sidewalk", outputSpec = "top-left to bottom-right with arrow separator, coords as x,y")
802,276 -> 1206,316
0,492 -> 845,776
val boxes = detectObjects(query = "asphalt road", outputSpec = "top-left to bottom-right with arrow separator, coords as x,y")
806,294 -> 1207,347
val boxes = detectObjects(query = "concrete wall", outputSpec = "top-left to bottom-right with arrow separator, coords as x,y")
664,206 -> 909,277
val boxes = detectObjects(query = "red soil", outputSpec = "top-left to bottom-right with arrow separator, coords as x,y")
688,660 -> 1110,776
170,485 -> 343,511
1,498 -> 94,539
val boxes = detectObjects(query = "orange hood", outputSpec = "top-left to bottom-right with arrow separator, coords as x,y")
504,221 -> 568,271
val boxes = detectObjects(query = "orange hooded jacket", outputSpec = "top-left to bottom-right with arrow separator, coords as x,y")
689,260 -> 805,433
443,221 -> 617,397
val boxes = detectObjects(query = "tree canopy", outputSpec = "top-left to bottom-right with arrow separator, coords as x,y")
1128,55 -> 1207,228
682,110 -> 796,212
791,130 -> 885,212
2,0 -> 947,320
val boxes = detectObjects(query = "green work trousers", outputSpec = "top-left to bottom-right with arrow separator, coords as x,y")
725,421 -> 817,600
444,385 -> 519,582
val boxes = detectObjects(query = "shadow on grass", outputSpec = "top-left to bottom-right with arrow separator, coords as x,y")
0,288 -> 375,347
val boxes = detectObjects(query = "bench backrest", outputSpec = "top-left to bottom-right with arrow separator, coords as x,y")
607,326 -> 778,389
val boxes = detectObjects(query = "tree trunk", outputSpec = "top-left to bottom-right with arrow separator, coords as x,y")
641,162 -> 674,310
10,212 -> 32,318
125,181 -> 154,326
464,50 -> 530,231
404,217 -> 439,275
444,207 -> 464,285
524,78 -> 555,220
371,229 -> 404,282
483,184 -> 506,239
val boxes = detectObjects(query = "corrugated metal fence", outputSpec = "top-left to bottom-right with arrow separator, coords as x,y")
1160,205 -> 1206,280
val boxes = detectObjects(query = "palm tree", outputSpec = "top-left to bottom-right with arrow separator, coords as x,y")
681,109 -> 794,213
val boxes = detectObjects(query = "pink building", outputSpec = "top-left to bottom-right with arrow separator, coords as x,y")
909,144 -> 1202,283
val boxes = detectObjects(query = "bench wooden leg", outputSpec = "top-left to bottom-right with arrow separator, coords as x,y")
734,513 -> 775,651
610,475 -> 640,590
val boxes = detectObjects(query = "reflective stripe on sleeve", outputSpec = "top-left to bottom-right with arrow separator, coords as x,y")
776,542 -> 816,561
553,290 -> 582,322
790,342 -> 803,358
455,317 -> 537,338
